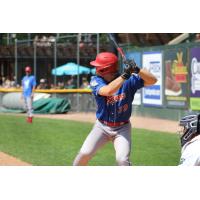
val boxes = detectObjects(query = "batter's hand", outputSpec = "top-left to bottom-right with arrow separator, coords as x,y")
121,60 -> 140,80
124,59 -> 140,74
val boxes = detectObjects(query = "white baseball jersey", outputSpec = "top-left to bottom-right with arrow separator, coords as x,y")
179,135 -> 200,166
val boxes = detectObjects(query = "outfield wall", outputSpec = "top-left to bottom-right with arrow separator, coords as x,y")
121,41 -> 200,120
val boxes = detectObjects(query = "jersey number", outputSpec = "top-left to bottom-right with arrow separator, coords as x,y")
118,104 -> 128,113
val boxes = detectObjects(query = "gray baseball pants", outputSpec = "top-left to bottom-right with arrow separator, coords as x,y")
73,120 -> 132,166
24,96 -> 33,117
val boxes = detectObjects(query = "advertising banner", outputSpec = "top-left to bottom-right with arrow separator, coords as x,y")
190,47 -> 200,110
142,52 -> 163,106
164,48 -> 188,108
125,51 -> 142,105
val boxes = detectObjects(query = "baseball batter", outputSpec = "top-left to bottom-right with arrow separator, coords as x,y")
178,114 -> 200,166
73,52 -> 157,166
21,66 -> 36,123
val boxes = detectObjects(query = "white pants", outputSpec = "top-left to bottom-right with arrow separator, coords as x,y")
24,96 -> 33,117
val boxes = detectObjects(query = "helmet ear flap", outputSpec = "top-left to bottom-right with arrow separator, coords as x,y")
96,63 -> 118,76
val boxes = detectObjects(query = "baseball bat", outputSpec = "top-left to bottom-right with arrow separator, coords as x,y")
108,33 -> 127,61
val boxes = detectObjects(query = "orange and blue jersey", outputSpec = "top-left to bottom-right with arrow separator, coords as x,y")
90,75 -> 144,122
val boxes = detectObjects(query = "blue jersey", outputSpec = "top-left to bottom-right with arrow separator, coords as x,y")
90,75 -> 144,122
22,75 -> 36,97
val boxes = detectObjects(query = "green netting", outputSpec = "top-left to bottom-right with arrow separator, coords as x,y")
0,97 -> 71,114
0,107 -> 24,113
33,98 -> 71,114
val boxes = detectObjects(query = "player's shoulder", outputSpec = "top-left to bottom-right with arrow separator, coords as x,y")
22,75 -> 27,81
90,75 -> 104,87
29,75 -> 36,80
90,75 -> 103,81
190,135 -> 200,144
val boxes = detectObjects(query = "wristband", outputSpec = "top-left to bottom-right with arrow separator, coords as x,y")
121,72 -> 131,80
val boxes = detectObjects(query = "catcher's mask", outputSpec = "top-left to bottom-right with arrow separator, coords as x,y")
90,52 -> 118,76
178,114 -> 200,147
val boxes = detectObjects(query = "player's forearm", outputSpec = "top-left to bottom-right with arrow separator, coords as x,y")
99,76 -> 125,96
138,68 -> 157,86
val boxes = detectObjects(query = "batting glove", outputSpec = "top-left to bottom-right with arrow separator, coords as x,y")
124,59 -> 140,74
121,60 -> 140,80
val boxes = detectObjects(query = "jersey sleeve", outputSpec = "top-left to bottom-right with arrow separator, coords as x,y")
32,76 -> 36,87
90,76 -> 106,96
129,74 -> 144,90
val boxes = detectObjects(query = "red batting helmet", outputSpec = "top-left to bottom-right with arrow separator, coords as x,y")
25,66 -> 32,73
90,52 -> 118,76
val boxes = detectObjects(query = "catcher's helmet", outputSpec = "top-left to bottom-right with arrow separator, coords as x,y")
179,114 -> 200,147
90,52 -> 118,76
25,66 -> 32,73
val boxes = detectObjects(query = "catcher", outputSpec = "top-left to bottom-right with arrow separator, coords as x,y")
178,114 -> 200,166
73,52 -> 157,166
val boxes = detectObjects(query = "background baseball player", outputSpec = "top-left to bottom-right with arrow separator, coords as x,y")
21,66 -> 36,123
73,52 -> 157,166
178,114 -> 200,166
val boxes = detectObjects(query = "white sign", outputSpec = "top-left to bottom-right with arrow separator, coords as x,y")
132,90 -> 141,105
142,52 -> 163,106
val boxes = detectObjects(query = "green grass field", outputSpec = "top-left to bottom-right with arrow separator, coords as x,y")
0,114 -> 181,166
